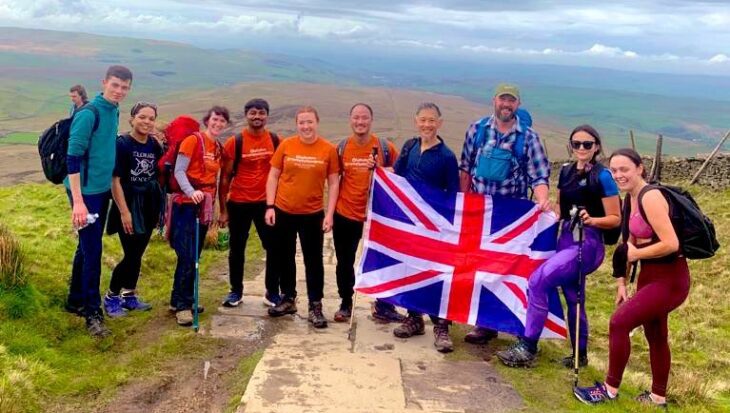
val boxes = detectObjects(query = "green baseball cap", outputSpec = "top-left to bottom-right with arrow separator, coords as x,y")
494,83 -> 520,99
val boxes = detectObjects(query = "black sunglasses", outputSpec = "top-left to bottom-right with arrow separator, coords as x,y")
570,140 -> 595,150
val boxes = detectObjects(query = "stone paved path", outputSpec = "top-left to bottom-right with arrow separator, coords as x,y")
210,234 -> 524,413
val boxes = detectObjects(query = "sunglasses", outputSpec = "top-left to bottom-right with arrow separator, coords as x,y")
570,140 -> 595,150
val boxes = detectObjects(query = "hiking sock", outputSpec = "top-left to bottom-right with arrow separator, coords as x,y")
521,337 -> 538,354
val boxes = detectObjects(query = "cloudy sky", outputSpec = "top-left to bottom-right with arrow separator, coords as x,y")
1,0 -> 729,75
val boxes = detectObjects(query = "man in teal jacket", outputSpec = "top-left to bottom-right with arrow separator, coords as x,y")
65,65 -> 133,337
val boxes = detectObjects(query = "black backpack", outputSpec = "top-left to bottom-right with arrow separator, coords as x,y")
631,183 -> 719,259
558,162 -> 621,245
38,104 -> 100,184
231,131 -> 279,178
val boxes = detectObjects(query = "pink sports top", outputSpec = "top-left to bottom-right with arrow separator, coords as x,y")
629,211 -> 654,239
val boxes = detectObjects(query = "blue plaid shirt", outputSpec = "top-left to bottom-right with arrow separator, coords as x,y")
459,115 -> 550,199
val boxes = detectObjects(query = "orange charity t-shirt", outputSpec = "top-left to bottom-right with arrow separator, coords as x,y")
335,135 -> 399,222
270,135 -> 340,214
178,132 -> 221,199
222,129 -> 276,203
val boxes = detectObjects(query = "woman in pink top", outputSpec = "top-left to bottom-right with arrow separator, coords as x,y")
574,148 -> 690,409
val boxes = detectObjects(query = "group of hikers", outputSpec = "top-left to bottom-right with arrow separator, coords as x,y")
59,65 -> 692,409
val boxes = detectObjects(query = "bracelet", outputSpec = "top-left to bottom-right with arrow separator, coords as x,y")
266,205 -> 275,210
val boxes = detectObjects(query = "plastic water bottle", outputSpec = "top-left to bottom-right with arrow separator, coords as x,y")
76,213 -> 100,230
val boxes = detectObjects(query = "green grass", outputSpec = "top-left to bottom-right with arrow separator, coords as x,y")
0,183 -> 264,412
446,185 -> 730,412
0,132 -> 37,145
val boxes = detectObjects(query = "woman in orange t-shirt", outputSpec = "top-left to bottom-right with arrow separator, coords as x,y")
264,106 -> 340,328
169,106 -> 226,327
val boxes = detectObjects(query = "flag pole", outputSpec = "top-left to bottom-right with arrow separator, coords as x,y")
348,147 -> 380,342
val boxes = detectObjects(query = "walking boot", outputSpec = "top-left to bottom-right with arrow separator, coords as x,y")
308,301 -> 328,328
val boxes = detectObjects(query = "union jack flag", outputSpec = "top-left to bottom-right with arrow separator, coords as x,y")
356,168 -> 567,339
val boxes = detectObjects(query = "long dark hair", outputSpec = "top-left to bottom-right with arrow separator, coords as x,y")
609,147 -> 648,178
569,124 -> 603,163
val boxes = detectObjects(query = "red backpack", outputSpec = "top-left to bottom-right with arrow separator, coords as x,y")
158,116 -> 201,193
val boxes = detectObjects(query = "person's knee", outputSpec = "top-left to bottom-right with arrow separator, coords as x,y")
609,312 -> 632,336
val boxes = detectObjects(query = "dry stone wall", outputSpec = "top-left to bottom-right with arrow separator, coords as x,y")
550,154 -> 730,189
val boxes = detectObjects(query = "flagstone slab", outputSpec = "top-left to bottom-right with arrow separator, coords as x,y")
240,334 -> 404,413
401,360 -> 523,412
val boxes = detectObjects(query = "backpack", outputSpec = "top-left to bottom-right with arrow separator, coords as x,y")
231,131 -> 280,178
337,136 -> 392,172
158,116 -> 200,192
630,183 -> 719,259
38,104 -> 100,185
393,137 -> 420,172
558,162 -> 621,245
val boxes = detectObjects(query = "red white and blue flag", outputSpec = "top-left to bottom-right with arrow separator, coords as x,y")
356,168 -> 567,339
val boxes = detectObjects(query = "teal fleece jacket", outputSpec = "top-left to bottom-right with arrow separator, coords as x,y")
64,93 -> 119,195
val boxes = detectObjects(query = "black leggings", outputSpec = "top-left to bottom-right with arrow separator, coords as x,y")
272,209 -> 325,302
109,229 -> 154,295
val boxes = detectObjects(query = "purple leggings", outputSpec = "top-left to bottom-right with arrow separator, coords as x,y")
523,222 -> 605,351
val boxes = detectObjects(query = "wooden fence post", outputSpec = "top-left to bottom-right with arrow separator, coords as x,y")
629,130 -> 636,151
690,129 -> 730,185
650,134 -> 663,182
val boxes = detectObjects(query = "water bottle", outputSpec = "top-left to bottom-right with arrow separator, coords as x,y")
76,213 -> 100,230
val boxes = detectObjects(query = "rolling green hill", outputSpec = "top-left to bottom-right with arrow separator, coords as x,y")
1,27 -> 728,156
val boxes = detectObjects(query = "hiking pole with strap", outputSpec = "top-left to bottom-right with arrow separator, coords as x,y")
193,213 -> 201,333
571,206 -> 585,388
348,146 -> 379,342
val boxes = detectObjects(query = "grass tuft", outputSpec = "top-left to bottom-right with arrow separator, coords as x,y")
0,224 -> 26,289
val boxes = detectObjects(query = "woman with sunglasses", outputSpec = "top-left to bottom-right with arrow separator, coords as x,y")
104,102 -> 164,317
496,124 -> 620,368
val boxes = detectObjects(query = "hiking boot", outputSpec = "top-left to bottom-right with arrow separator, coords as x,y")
86,314 -> 111,338
308,301 -> 328,329
175,310 -> 193,326
433,324 -> 454,353
561,353 -> 588,368
169,305 -> 204,314
121,292 -> 152,311
221,291 -> 243,308
268,297 -> 297,317
496,340 -> 537,368
334,302 -> 353,322
103,294 -> 128,318
635,391 -> 668,410
393,315 -> 425,338
64,302 -> 84,317
464,326 -> 498,344
263,292 -> 282,307
371,301 -> 406,323
574,381 -> 616,405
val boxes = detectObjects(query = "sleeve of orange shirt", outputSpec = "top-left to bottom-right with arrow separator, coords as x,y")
178,135 -> 200,158
222,135 -> 236,163
327,143 -> 341,175
386,141 -> 399,167
270,138 -> 287,170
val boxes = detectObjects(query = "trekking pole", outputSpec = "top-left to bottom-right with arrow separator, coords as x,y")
572,206 -> 585,388
193,214 -> 200,333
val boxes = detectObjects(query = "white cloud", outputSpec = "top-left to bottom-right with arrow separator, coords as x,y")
708,54 -> 730,64
584,43 -> 638,58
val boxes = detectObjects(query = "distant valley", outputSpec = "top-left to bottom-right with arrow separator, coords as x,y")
1,27 -> 728,157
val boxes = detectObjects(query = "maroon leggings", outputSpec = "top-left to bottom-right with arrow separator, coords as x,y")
606,256 -> 690,397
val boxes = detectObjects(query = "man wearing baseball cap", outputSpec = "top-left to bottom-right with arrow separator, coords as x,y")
457,83 -> 551,345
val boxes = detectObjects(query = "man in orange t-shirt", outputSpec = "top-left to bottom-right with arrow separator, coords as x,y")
218,99 -> 281,308
332,103 -> 401,322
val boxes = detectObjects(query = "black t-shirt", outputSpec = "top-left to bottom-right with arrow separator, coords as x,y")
114,134 -> 162,185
